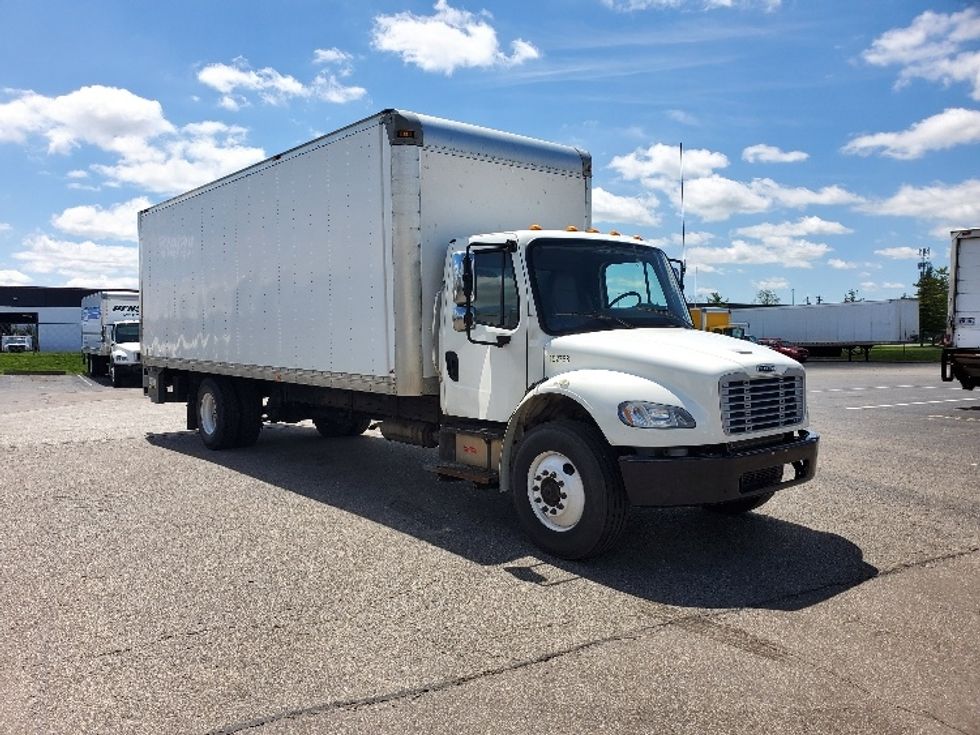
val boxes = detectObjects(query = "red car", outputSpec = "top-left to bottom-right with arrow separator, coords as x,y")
758,338 -> 809,363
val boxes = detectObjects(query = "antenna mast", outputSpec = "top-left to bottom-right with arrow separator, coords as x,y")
679,142 -> 686,265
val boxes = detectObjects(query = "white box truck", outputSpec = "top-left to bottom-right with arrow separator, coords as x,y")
139,110 -> 818,558
730,300 -> 919,360
80,290 -> 141,387
942,228 -> 980,390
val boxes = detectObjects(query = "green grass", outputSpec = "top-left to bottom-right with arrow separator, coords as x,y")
867,344 -> 942,362
0,351 -> 86,374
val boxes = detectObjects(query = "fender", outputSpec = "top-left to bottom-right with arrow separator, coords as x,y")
499,369 -> 700,493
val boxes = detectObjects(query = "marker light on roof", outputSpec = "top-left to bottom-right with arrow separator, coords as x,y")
566,226 -> 579,232
529,224 -> 542,230
609,230 -> 621,236
587,227 -> 599,233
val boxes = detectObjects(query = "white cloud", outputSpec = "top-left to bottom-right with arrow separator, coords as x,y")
742,143 -> 808,163
13,233 -> 138,286
862,8 -> 980,100
602,0 -> 781,10
63,273 -> 138,290
92,121 -> 265,195
66,169 -> 88,179
751,178 -> 863,208
0,222 -> 10,232
371,1 -> 540,75
592,187 -> 660,226
683,175 -> 770,221
610,142 -> 861,221
51,197 -> 150,242
754,277 -> 789,290
611,142 -> 728,182
0,86 -> 267,196
874,246 -> 922,260
197,56 -> 365,109
688,237 -> 831,269
735,216 -> 852,239
313,48 -> 353,68
861,179 -> 980,229
0,269 -> 32,286
827,258 -> 859,270
843,108 -> 980,159
0,85 -> 173,155
667,109 -> 700,126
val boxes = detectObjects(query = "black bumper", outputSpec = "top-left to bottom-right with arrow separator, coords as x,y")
619,430 -> 819,507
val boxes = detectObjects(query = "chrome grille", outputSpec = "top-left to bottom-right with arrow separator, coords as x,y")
720,374 -> 805,435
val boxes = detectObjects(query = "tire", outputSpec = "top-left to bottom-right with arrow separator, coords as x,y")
702,491 -> 775,515
109,363 -> 122,388
313,414 -> 371,437
233,380 -> 263,448
511,420 -> 629,560
196,377 -> 241,450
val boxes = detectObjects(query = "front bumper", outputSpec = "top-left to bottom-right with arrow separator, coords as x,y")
114,362 -> 142,375
619,430 -> 819,507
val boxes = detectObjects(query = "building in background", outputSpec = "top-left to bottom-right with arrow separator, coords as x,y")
0,287 -> 136,352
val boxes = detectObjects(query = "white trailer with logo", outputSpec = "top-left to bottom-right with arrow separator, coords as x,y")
942,228 -> 980,389
140,110 -> 818,558
80,290 -> 141,385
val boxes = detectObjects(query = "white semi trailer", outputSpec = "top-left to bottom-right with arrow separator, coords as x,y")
139,110 -> 818,558
730,300 -> 919,360
81,290 -> 141,386
942,228 -> 980,390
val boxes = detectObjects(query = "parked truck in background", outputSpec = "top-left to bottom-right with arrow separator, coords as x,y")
1,334 -> 33,353
139,110 -> 818,559
730,299 -> 919,360
81,290 -> 141,386
942,228 -> 980,390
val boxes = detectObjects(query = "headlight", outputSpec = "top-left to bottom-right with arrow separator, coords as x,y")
618,401 -> 696,429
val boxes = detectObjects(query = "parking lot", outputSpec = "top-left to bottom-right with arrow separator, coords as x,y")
0,363 -> 977,734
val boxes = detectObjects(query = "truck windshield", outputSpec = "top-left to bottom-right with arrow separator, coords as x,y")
114,324 -> 140,343
527,238 -> 693,335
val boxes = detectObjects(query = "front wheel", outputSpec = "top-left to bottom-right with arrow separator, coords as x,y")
511,420 -> 628,560
109,363 -> 122,388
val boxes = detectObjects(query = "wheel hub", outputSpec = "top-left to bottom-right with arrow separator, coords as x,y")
527,451 -> 584,532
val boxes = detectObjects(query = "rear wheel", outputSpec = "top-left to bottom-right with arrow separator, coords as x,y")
511,420 -> 628,560
196,377 -> 240,450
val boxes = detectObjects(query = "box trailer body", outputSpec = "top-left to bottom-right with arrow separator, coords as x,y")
80,290 -> 141,385
140,110 -> 818,559
140,112 -> 589,397
942,228 -> 980,389
731,300 -> 918,357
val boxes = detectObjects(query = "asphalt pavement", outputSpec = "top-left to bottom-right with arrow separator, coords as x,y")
0,364 -> 977,734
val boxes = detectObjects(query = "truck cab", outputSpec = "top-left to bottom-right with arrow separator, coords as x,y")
437,229 -> 817,557
107,320 -> 141,387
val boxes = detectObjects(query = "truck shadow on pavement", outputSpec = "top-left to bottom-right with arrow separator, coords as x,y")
147,425 -> 877,612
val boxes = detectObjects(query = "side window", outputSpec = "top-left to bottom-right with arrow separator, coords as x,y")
604,261 -> 667,309
472,250 -> 520,329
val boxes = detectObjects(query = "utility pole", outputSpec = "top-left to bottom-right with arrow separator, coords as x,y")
791,288 -> 795,305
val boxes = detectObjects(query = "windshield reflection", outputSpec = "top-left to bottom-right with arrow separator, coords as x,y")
527,239 -> 692,336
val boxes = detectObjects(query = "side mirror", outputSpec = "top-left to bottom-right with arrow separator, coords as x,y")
450,251 -> 474,306
452,306 -> 472,332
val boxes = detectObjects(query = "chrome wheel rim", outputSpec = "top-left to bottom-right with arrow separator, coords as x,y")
199,391 -> 218,435
527,451 -> 585,532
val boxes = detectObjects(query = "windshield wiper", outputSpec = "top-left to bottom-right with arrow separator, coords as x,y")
633,304 -> 690,327
555,310 -> 636,329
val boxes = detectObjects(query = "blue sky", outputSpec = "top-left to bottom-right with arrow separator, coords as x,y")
0,0 -> 978,304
